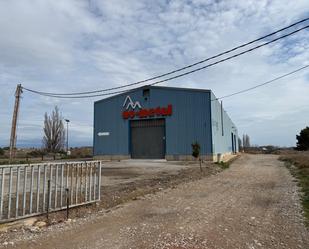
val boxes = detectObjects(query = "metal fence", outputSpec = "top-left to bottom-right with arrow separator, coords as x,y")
0,161 -> 102,223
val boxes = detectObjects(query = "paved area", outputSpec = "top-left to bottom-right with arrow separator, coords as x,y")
2,154 -> 309,248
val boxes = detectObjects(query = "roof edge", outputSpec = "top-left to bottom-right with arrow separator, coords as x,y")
94,85 -> 212,104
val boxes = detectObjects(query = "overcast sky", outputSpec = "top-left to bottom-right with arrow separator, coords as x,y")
0,0 -> 308,148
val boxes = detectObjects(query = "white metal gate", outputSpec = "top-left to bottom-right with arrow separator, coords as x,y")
0,161 -> 102,223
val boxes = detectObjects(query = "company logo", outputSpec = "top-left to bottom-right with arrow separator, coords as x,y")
123,96 -> 142,110
122,105 -> 172,119
121,95 -> 172,119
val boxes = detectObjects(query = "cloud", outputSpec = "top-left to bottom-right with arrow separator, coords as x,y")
0,0 -> 308,147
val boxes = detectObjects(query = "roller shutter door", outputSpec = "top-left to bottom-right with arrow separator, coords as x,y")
130,119 -> 165,159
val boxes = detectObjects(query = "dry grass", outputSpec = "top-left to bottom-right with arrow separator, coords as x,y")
279,151 -> 309,226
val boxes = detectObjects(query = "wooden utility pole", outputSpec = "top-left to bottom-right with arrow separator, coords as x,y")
9,84 -> 23,163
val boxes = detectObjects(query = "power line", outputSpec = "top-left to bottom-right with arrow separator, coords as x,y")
23,87 -> 130,98
213,64 -> 309,100
22,17 -> 309,97
23,24 -> 309,99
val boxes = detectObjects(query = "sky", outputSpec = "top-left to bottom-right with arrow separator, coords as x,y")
0,0 -> 308,148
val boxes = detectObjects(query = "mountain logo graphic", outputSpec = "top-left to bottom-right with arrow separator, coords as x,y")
123,96 -> 142,110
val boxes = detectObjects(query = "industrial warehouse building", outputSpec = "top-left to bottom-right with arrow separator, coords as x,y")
93,86 -> 238,161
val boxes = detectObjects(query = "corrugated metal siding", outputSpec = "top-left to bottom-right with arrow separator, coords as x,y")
94,86 -> 213,156
210,92 -> 239,154
94,95 -> 129,155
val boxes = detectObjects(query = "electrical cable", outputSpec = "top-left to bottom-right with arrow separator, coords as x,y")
212,64 -> 309,100
22,24 -> 309,99
22,17 -> 309,96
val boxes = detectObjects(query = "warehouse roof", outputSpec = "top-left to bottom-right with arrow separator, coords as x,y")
95,85 -> 211,104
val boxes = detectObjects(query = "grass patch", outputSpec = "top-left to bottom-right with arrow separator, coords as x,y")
215,161 -> 230,169
279,151 -> 309,227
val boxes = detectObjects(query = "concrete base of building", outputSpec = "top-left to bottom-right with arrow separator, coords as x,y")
94,153 -> 238,162
213,152 -> 238,162
165,154 -> 214,161
166,153 -> 238,162
94,155 -> 131,160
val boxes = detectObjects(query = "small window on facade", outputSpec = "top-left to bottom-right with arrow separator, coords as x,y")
143,88 -> 150,100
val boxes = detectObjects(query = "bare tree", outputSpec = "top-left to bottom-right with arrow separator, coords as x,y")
242,134 -> 251,151
242,134 -> 246,149
43,106 -> 65,153
238,137 -> 242,151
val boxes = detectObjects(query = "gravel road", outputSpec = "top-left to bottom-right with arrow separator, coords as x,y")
3,154 -> 309,248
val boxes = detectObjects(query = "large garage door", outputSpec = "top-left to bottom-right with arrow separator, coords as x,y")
130,119 -> 165,159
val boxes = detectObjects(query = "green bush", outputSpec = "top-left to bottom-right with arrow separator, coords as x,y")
296,126 -> 309,151
191,142 -> 200,159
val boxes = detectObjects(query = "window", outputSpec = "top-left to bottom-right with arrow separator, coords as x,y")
143,88 -> 150,100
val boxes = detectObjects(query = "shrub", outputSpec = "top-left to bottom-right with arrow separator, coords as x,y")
191,142 -> 200,159
296,126 -> 309,151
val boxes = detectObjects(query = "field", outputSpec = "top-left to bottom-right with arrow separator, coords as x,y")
279,151 -> 309,226
0,147 -> 93,165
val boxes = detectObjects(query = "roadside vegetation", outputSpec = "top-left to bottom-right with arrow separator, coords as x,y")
0,147 -> 93,165
215,161 -> 230,169
279,151 -> 309,226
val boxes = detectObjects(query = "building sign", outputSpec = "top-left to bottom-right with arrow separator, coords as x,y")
123,96 -> 142,110
122,104 -> 172,119
122,95 -> 172,119
98,132 -> 110,136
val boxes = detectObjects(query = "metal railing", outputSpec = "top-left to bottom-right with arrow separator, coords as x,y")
0,161 -> 102,223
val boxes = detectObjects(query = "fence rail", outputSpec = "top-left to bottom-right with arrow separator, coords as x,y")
0,161 -> 102,223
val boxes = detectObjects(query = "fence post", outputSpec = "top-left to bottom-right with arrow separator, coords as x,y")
46,180 -> 50,219
98,162 -> 102,201
8,167 -> 13,219
0,168 -> 5,219
55,165 -> 58,209
66,188 -> 69,220
85,163 -> 88,202
15,167 -> 20,217
36,165 -> 41,213
42,164 -> 47,212
29,166 -> 34,214
60,164 -> 64,207
22,166 -> 27,216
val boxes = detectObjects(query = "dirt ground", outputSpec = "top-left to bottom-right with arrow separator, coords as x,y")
101,159 -> 190,186
1,154 -> 309,248
0,159 -> 197,218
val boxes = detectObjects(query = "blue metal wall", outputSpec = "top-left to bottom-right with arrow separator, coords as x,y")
210,92 -> 239,154
93,86 -> 213,157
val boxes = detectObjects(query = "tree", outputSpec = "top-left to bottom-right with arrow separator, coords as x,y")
238,137 -> 242,151
43,106 -> 65,153
296,126 -> 309,151
191,141 -> 202,171
0,147 -> 4,156
242,134 -> 251,151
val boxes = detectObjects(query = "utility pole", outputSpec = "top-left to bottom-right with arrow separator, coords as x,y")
9,84 -> 23,163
